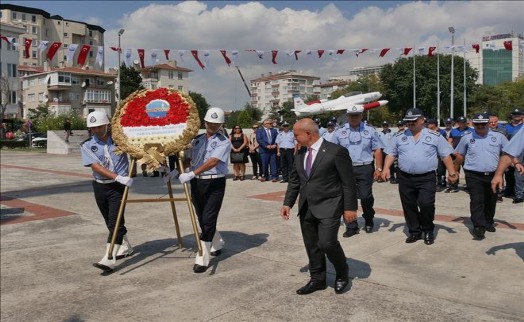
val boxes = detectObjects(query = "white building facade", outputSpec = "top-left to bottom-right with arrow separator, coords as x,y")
1,22 -> 25,118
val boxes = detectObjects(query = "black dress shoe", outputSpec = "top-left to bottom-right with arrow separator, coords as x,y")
210,249 -> 222,256
334,277 -> 349,294
296,280 -> 327,295
473,227 -> 485,240
343,228 -> 359,238
193,264 -> 208,273
364,226 -> 373,233
423,232 -> 434,245
485,226 -> 496,233
513,198 -> 524,204
405,233 -> 422,243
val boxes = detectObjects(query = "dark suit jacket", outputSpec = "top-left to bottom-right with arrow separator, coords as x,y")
283,140 -> 358,219
256,127 -> 278,154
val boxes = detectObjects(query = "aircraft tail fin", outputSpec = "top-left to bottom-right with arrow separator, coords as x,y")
293,96 -> 307,110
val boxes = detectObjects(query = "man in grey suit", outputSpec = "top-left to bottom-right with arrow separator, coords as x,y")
281,118 -> 358,295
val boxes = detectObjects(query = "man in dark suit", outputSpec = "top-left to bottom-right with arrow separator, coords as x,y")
256,118 -> 279,182
281,118 -> 358,295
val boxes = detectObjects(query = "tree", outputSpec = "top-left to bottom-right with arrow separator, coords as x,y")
0,75 -> 13,121
119,63 -> 144,102
188,91 -> 210,128
468,77 -> 524,118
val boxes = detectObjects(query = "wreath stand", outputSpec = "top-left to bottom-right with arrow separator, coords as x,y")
106,150 -> 202,261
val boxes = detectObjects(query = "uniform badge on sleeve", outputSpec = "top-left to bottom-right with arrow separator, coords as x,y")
470,139 -> 475,144
401,136 -> 407,142
363,130 -> 369,135
491,137 -> 497,142
91,146 -> 98,152
211,141 -> 217,148
425,136 -> 431,142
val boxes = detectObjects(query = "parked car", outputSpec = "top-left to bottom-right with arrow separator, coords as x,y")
15,132 -> 45,142
32,134 -> 48,147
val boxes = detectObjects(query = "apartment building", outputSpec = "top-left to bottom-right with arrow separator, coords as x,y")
140,61 -> 192,93
317,79 -> 350,100
1,21 -> 25,118
20,66 -> 116,118
250,70 -> 320,114
0,4 -> 105,70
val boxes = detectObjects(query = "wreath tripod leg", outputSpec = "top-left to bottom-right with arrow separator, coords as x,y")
166,178 -> 183,249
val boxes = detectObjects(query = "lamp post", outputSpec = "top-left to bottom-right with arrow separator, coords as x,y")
116,28 -> 125,110
448,26 -> 455,119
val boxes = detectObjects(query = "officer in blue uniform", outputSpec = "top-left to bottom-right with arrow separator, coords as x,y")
276,122 -> 296,183
315,118 -> 327,136
502,108 -> 523,198
454,113 -> 508,240
447,116 -> 472,192
81,111 -> 134,273
322,121 -> 337,143
426,118 -> 449,191
378,121 -> 395,183
178,107 -> 231,273
492,127 -> 524,202
382,108 -> 458,245
334,105 -> 384,236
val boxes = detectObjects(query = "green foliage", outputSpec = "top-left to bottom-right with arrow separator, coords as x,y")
188,91 -> 210,128
468,77 -> 524,118
225,102 -> 263,128
28,104 -> 86,132
120,63 -> 144,102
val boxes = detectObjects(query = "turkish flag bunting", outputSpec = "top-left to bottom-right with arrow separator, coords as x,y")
24,38 -> 33,58
503,41 -> 512,51
356,49 -> 368,56
336,49 -> 345,55
77,44 -> 91,66
0,35 -> 9,44
110,47 -> 121,52
293,50 -> 301,60
379,48 -> 391,57
191,50 -> 205,69
428,46 -> 437,57
472,44 -> 480,54
46,42 -> 62,61
402,47 -> 413,56
271,50 -> 278,64
317,50 -> 325,58
137,49 -> 145,68
164,49 -> 170,60
220,50 -> 232,66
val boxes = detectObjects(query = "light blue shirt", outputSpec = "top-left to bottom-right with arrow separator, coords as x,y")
81,135 -> 129,180
378,130 -> 395,147
275,131 -> 296,149
333,122 -> 383,163
189,132 -> 231,175
455,130 -> 508,172
318,127 -> 327,136
385,128 -> 453,174
322,130 -> 337,143
503,127 -> 523,158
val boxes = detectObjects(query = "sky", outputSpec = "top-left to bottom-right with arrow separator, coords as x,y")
4,1 -> 524,110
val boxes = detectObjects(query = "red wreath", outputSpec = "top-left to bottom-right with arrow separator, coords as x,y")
120,88 -> 190,127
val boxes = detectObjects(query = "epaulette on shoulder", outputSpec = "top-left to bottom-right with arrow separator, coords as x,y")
393,132 -> 404,137
215,133 -> 227,141
195,133 -> 205,139
428,129 -> 441,136
81,137 -> 92,145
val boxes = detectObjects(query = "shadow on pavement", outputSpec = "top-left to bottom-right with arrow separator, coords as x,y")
486,242 -> 524,261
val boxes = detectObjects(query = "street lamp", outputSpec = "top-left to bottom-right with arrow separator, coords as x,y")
116,28 -> 125,110
448,26 -> 455,119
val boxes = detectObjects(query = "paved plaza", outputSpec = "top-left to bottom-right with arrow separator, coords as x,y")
1,150 -> 523,322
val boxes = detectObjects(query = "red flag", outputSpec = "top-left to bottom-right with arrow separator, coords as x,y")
76,45 -> 91,66
24,38 -> 33,59
402,47 -> 412,56
472,44 -> 480,54
220,50 -> 232,66
293,50 -> 301,60
0,35 -> 9,44
356,48 -> 368,56
379,48 -> 391,57
336,49 -> 345,55
317,50 -> 325,58
46,42 -> 62,61
137,49 -> 145,68
164,49 -> 170,60
110,46 -> 121,52
191,50 -> 205,69
428,46 -> 437,57
504,41 -> 512,51
271,50 -> 278,64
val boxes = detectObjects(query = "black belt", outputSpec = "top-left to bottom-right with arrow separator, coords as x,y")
399,170 -> 434,177
465,169 -> 495,176
279,148 -> 294,151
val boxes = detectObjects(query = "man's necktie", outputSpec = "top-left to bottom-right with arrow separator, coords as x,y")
267,129 -> 272,142
305,147 -> 313,176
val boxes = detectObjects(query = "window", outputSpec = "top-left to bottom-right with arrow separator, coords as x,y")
32,40 -> 38,47
32,26 -> 37,34
28,94 -> 35,102
38,93 -> 45,102
58,73 -> 71,84
64,32 -> 68,37
63,44 -> 68,48
12,12 -> 17,20
32,15 -> 36,23
83,90 -> 112,103
10,91 -> 17,104
89,30 -> 93,37
168,71 -> 174,79
29,79 -> 36,87
178,85 -> 183,91
21,13 -> 26,21
89,51 -> 93,58
72,77 -> 80,85
177,72 -> 183,80
7,63 -> 17,77
89,40 -> 93,45
97,79 -> 105,86
32,50 -> 37,59
38,77 -> 44,85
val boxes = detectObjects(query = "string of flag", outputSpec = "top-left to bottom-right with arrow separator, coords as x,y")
0,35 -> 520,70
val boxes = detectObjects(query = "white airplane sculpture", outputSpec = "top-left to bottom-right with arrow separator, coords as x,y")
292,92 -> 388,117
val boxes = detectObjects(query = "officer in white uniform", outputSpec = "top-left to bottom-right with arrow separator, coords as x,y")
179,107 -> 231,273
454,113 -> 508,240
333,105 -> 384,236
322,121 -> 337,143
81,111 -> 134,273
382,108 -> 458,245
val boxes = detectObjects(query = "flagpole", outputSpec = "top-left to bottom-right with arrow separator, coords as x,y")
463,38 -> 467,117
449,27 -> 455,119
413,44 -> 416,108
437,43 -> 440,127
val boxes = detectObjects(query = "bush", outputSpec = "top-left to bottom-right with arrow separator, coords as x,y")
0,140 -> 29,149
31,113 -> 86,133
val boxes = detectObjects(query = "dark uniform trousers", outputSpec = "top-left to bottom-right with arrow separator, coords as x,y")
279,148 -> 294,181
464,170 -> 497,228
300,207 -> 348,282
93,181 -> 127,244
248,151 -> 262,177
436,157 -> 447,187
397,171 -> 436,234
346,163 -> 375,229
190,177 -> 226,242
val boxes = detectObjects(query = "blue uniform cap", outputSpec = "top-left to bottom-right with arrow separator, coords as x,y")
445,118 -> 453,124
455,116 -> 467,123
426,118 -> 438,125
403,108 -> 424,121
511,108 -> 523,115
382,121 -> 389,126
472,113 -> 489,123
282,122 -> 290,127
327,121 -> 335,127
397,120 -> 405,126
